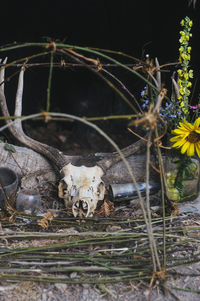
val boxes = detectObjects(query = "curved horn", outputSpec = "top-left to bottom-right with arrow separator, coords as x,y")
0,58 -> 69,172
0,58 -> 146,174
97,137 -> 146,171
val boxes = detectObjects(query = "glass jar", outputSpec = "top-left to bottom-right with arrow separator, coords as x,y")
165,156 -> 200,202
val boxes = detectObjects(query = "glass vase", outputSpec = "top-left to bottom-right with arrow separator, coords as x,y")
165,156 -> 200,202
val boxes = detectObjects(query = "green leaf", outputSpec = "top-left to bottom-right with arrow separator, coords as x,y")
4,144 -> 16,153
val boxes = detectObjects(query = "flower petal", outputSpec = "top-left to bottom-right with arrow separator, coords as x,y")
187,143 -> 194,156
170,133 -> 188,141
181,141 -> 190,154
171,139 -> 187,149
172,129 -> 188,135
170,135 -> 182,142
181,121 -> 193,131
195,143 -> 200,158
194,117 -> 200,129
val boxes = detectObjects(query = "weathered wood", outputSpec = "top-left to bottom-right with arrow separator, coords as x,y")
0,143 -> 158,188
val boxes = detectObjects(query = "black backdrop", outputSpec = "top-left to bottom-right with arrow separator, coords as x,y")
0,0 -> 199,117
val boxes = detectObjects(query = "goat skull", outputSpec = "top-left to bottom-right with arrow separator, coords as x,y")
58,163 -> 105,217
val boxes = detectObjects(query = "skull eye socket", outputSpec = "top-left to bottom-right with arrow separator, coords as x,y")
97,182 -> 105,198
60,180 -> 68,196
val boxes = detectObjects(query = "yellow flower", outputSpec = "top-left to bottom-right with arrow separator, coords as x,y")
178,79 -> 182,86
187,46 -> 192,53
179,36 -> 187,44
189,69 -> 193,78
170,118 -> 200,157
179,86 -> 186,95
187,81 -> 192,87
189,20 -> 193,27
177,69 -> 183,77
182,108 -> 189,114
184,73 -> 189,80
181,53 -> 188,60
180,19 -> 185,26
179,46 -> 184,53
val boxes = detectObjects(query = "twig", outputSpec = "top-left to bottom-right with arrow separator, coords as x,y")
0,62 -> 137,68
46,51 -> 54,112
0,273 -> 152,284
87,114 -> 137,121
0,51 -> 51,72
155,128 -> 167,268
98,284 -> 117,299
146,131 -> 161,272
127,127 -> 149,143
155,57 -> 161,90
102,67 -> 142,113
0,42 -> 159,92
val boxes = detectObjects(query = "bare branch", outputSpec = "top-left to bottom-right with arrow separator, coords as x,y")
155,58 -> 161,90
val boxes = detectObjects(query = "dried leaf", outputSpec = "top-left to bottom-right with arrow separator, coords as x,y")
38,210 -> 57,229
95,200 -> 114,217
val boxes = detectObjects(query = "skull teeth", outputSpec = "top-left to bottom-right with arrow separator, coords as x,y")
72,200 -> 90,217
82,201 -> 88,210
74,202 -> 80,208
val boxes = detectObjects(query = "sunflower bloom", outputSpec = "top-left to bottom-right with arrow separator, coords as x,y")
170,118 -> 200,157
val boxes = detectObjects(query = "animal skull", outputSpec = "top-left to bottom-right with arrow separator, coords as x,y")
58,163 -> 105,217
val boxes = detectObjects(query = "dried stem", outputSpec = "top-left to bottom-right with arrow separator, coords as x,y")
102,67 -> 142,113
146,131 -> 161,272
46,51 -> 54,112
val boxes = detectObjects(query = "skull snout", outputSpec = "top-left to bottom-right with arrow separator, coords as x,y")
72,182 -> 105,217
72,198 -> 91,218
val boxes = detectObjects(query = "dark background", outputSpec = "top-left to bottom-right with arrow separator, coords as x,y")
1,1 -> 199,60
0,0 -> 200,151
0,0 -> 199,110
